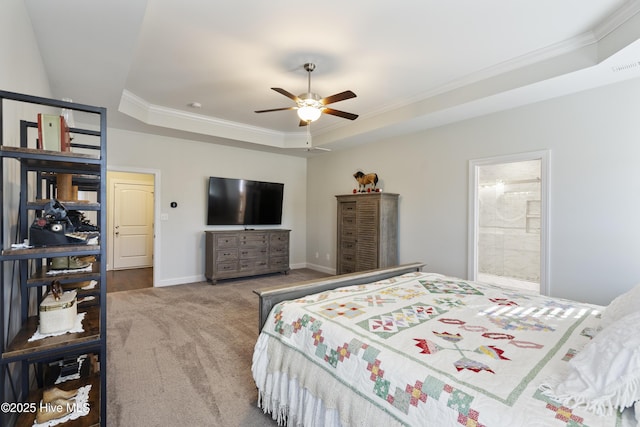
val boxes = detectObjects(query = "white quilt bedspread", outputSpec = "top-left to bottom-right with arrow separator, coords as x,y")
252,272 -> 633,427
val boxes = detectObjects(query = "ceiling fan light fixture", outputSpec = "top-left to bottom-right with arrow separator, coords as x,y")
297,105 -> 322,122
255,63 -> 357,125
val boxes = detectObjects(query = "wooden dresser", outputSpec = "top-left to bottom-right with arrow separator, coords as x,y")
205,229 -> 290,284
336,193 -> 399,274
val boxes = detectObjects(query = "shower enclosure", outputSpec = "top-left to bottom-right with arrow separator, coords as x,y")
469,153 -> 548,294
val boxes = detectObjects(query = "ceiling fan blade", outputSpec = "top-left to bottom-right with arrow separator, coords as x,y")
272,87 -> 300,103
322,108 -> 359,120
255,107 -> 296,113
320,90 -> 356,105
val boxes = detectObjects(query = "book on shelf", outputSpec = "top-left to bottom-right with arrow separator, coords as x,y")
37,114 -> 71,151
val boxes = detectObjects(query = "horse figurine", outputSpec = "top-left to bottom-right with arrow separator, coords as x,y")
353,171 -> 379,192
49,280 -> 63,301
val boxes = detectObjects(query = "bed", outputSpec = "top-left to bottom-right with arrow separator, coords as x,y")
252,263 -> 640,427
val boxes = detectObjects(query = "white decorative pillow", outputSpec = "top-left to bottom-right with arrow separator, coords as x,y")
541,310 -> 640,415
601,282 -> 640,329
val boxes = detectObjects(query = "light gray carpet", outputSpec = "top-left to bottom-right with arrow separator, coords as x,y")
107,269 -> 330,427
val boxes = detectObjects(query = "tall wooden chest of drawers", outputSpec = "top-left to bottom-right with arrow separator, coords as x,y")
205,229 -> 290,283
336,193 -> 399,274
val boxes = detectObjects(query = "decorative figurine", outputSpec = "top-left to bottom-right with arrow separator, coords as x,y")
353,171 -> 379,193
50,280 -> 63,301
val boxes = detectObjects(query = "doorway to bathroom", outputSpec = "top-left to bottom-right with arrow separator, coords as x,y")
468,151 -> 549,295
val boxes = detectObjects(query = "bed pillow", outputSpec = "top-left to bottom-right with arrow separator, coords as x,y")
600,282 -> 640,330
541,310 -> 640,415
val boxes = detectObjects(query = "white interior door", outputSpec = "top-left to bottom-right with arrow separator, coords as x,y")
113,183 -> 154,269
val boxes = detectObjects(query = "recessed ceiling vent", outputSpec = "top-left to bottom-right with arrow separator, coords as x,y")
611,61 -> 640,73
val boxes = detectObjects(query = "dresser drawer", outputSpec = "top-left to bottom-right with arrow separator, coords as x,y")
239,233 -> 268,246
216,235 -> 238,248
270,245 -> 289,257
342,215 -> 356,227
341,241 -> 356,252
341,202 -> 356,214
216,261 -> 239,273
270,232 -> 289,244
270,256 -> 289,269
239,247 -> 268,259
341,227 -> 357,241
339,262 -> 356,274
239,259 -> 269,271
216,248 -> 238,262
341,252 -> 356,264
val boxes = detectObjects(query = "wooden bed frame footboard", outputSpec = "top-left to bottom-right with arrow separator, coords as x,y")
254,262 -> 425,331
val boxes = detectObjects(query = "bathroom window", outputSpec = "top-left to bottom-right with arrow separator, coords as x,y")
468,151 -> 549,295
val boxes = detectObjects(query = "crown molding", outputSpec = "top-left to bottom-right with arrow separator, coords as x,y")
118,89 -> 292,148
593,0 -> 640,40
357,2 -> 640,121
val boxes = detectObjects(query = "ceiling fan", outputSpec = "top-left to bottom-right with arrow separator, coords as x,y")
255,63 -> 358,126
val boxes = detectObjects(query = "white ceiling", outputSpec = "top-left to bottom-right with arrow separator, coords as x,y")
23,0 -> 640,156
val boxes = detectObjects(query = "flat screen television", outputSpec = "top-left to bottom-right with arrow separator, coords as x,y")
207,177 -> 284,226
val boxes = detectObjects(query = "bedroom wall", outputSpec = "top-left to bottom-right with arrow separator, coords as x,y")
306,77 -> 640,306
1,0 -> 55,403
107,127 -> 309,286
0,1 -> 51,97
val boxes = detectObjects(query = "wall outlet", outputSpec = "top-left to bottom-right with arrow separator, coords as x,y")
315,252 -> 319,259
325,253 -> 330,261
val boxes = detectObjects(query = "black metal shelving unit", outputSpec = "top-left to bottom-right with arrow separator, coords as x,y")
0,90 -> 106,426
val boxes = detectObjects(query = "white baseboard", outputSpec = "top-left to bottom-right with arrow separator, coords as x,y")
156,275 -> 205,287
299,262 -> 335,275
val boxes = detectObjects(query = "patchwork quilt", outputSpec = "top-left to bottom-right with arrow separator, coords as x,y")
253,272 -> 627,427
